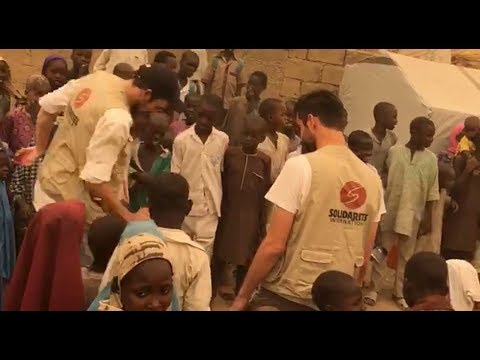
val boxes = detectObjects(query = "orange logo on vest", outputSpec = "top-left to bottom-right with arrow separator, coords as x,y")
74,88 -> 92,108
340,181 -> 366,210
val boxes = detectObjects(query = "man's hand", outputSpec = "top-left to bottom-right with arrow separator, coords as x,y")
230,296 -> 249,311
14,147 -> 40,166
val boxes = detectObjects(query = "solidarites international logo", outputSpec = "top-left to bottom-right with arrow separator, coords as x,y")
329,181 -> 368,226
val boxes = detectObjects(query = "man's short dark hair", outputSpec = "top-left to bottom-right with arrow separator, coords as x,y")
259,98 -> 282,121
249,71 -> 268,88
410,116 -> 434,132
294,90 -> 346,130
154,50 -> 176,64
201,93 -> 224,111
133,63 -> 179,102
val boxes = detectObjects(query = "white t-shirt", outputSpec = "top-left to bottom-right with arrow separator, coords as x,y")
447,259 -> 480,311
265,154 -> 385,222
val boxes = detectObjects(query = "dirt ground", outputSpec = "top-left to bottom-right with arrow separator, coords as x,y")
211,267 -> 400,311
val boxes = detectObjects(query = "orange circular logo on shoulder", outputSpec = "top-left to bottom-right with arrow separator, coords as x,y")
340,181 -> 367,210
74,88 -> 92,108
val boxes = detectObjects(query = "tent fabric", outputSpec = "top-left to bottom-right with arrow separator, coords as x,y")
339,51 -> 480,154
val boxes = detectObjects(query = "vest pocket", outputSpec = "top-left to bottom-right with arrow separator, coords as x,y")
292,249 -> 335,298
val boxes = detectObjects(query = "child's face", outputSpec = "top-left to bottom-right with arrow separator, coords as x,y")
270,102 -> 287,131
144,113 -> 170,148
242,123 -> 267,153
179,55 -> 199,78
245,75 -> 265,100
165,57 -> 178,72
337,289 -> 365,311
196,101 -> 219,134
350,139 -> 373,164
26,86 -> 51,109
120,259 -> 173,311
420,124 -> 436,149
71,49 -> 92,69
44,60 -> 67,90
285,102 -> 295,124
184,94 -> 201,126
0,155 -> 10,181
0,61 -> 9,84
464,120 -> 480,140
380,106 -> 398,130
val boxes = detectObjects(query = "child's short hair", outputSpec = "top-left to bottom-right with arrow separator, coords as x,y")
154,51 -> 176,64
146,173 -> 190,215
201,93 -> 224,112
348,130 -> 373,148
259,98 -> 282,121
113,63 -> 135,80
410,116 -> 434,132
88,215 -> 127,270
249,71 -> 268,88
311,270 -> 358,311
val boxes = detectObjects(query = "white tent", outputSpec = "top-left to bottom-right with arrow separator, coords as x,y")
339,51 -> 480,153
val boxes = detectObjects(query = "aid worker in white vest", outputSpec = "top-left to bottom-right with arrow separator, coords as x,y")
16,63 -> 179,224
231,90 -> 385,311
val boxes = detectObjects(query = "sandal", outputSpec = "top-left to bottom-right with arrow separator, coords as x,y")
364,290 -> 378,306
392,295 -> 409,310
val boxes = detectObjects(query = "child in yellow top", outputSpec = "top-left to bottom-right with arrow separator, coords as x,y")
457,116 -> 480,154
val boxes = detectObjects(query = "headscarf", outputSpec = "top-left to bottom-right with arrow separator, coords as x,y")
4,201 -> 86,311
41,55 -> 67,76
98,233 -> 173,311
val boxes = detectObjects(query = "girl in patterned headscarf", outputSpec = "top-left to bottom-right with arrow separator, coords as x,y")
41,55 -> 68,91
98,233 -> 175,311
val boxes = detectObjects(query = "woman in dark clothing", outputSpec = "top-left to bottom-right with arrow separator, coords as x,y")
442,134 -> 480,261
212,115 -> 271,296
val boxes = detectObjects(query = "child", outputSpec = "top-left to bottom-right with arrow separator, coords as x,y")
366,102 -> 398,187
154,50 -> 178,72
213,115 -> 271,296
178,51 -> 201,101
257,98 -> 289,182
366,117 -> 439,309
403,252 -> 452,311
0,149 -> 14,308
457,116 -> 480,155
41,55 -> 68,91
311,270 -> 364,311
447,259 -> 480,311
1,74 -> 51,153
113,62 -> 135,80
0,57 -> 22,123
348,131 -> 387,266
202,49 -> 247,111
83,215 -> 126,307
93,173 -> 211,311
184,93 -> 201,128
284,99 -> 301,153
222,71 -> 268,145
93,49 -> 148,73
129,112 -> 172,212
98,233 -> 174,311
442,132 -> 480,262
67,49 -> 92,80
171,94 -> 229,258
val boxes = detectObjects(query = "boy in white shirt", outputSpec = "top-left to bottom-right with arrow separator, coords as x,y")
171,94 -> 229,258
93,49 -> 148,73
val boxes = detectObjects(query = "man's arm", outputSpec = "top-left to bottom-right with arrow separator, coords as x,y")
182,253 -> 212,311
235,66 -> 247,97
232,207 -> 294,309
93,49 -> 110,72
80,108 -> 146,222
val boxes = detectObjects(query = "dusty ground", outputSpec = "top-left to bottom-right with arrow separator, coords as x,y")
212,267 -> 400,311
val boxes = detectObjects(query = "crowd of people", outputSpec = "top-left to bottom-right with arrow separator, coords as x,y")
0,49 -> 479,311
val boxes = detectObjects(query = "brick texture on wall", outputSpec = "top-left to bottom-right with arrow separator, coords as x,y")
1,49 -> 473,102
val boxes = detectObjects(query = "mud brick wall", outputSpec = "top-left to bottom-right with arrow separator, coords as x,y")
0,49 -> 468,101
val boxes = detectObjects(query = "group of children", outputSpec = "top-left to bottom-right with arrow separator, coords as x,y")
1,48 -> 480,311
